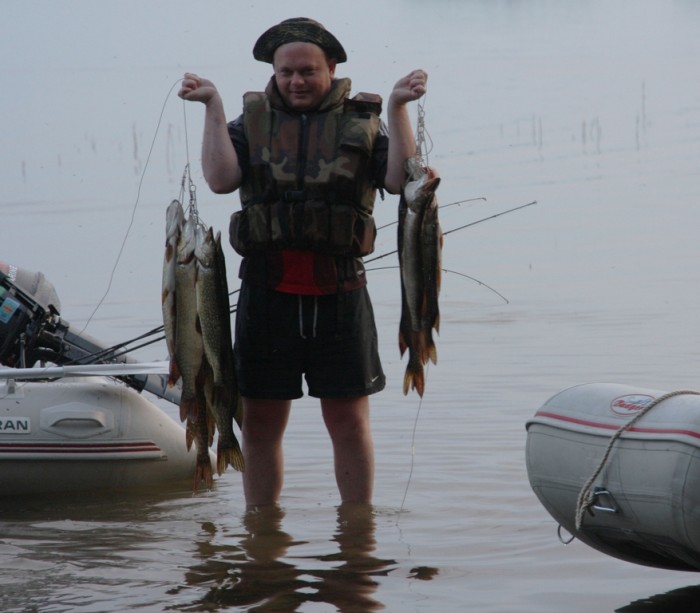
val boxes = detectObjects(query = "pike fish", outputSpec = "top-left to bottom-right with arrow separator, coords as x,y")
195,226 -> 244,474
174,213 -> 203,422
195,225 -> 229,387
162,199 -> 185,386
161,202 -> 245,489
398,159 -> 442,397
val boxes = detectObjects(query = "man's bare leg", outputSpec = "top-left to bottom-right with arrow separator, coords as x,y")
321,396 -> 374,503
241,398 -> 291,507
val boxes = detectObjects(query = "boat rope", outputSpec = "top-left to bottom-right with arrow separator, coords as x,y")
574,389 -> 700,531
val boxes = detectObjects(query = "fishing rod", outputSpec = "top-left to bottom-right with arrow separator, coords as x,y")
366,266 -> 509,304
367,199 -> 537,264
103,200 -> 536,360
376,196 -> 487,232
443,200 -> 537,238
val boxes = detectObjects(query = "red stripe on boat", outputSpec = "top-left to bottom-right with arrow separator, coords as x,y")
534,410 -> 700,440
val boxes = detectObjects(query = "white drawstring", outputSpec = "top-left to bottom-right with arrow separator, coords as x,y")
311,296 -> 318,338
298,295 -> 306,339
297,295 -> 318,339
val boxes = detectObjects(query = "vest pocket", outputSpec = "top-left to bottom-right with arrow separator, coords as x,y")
231,201 -> 376,257
229,204 -> 271,255
351,211 -> 377,256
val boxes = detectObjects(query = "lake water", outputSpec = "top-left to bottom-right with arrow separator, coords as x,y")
3,1 -> 700,611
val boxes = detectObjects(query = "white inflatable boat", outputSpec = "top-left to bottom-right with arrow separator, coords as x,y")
0,367 -> 200,496
526,382 -> 700,572
0,264 -> 208,497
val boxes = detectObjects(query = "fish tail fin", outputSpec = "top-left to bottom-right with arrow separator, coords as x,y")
426,341 -> 438,366
215,449 -> 227,476
217,442 -> 245,475
185,420 -> 194,451
403,351 -> 425,397
423,328 -> 438,365
193,460 -> 213,491
231,447 -> 246,473
179,395 -> 197,423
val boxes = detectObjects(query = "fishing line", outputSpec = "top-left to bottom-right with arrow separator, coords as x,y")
398,385 -> 425,520
80,78 -> 186,334
0,79 -> 187,392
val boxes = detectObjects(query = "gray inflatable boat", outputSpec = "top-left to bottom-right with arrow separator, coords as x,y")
527,382 -> 700,572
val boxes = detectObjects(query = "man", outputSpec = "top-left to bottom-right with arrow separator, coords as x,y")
179,17 -> 428,508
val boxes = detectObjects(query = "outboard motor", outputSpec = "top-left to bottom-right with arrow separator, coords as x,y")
0,263 -> 180,405
0,267 -> 59,367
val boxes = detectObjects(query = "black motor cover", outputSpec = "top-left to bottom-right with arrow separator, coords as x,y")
0,270 -> 47,367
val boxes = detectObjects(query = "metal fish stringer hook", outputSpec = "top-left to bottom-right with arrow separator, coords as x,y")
414,98 -> 432,168
180,163 -> 199,222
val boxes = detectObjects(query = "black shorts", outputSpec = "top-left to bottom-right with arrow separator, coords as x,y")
234,283 -> 385,399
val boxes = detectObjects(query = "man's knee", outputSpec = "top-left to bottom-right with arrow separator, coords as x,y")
242,399 -> 291,441
322,400 -> 371,441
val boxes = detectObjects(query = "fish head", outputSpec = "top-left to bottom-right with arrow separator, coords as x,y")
194,225 -> 218,267
403,163 -> 441,211
165,200 -> 185,240
176,216 -> 197,263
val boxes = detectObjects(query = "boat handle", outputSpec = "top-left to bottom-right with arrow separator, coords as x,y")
591,487 -> 619,514
51,416 -> 106,427
46,409 -> 108,428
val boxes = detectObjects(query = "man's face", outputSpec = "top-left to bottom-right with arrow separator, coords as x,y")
272,42 -> 336,111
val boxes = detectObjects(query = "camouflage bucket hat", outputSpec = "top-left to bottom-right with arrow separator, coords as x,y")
253,17 -> 347,64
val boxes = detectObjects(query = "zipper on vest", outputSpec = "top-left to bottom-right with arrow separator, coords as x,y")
296,113 -> 309,190
291,113 -> 310,240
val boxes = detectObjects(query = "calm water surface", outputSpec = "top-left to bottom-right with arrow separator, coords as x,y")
3,1 -> 700,611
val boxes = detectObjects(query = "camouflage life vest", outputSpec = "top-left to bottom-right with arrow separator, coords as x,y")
229,77 -> 382,257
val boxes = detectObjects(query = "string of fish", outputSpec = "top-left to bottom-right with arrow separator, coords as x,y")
396,95 -> 432,525
161,105 -> 244,491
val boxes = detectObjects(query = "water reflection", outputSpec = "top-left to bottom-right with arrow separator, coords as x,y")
616,584 -> 700,612
179,503 -> 397,612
